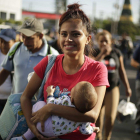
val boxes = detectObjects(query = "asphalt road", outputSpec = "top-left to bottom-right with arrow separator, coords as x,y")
110,59 -> 140,140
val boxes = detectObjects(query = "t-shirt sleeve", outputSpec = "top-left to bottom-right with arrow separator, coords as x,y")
34,56 -> 48,79
92,62 -> 110,88
115,48 -> 122,58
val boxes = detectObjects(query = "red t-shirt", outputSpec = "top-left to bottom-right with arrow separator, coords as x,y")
34,54 -> 109,140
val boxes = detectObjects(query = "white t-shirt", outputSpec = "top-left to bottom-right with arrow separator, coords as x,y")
0,50 -> 12,99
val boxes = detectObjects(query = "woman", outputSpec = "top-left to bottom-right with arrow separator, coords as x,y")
20,4 -> 109,140
94,30 -> 132,140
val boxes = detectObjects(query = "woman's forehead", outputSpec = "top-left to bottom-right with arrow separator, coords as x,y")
60,19 -> 86,32
99,34 -> 110,40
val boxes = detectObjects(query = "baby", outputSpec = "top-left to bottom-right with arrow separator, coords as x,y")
11,81 -> 99,140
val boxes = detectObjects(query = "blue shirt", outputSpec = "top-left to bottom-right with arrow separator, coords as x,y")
1,39 -> 59,94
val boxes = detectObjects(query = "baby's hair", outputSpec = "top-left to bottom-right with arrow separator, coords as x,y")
74,81 -> 97,113
96,30 -> 112,41
59,3 -> 91,35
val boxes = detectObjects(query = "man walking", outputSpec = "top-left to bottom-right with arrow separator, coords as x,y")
0,17 -> 59,94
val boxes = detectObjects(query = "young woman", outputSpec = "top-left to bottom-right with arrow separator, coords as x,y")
20,4 -> 109,140
94,30 -> 132,140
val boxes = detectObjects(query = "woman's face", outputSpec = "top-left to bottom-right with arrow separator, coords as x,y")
59,19 -> 91,57
97,34 -> 112,49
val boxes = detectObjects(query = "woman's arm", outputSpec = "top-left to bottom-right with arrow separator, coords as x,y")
31,86 -> 106,130
131,58 -> 140,69
93,47 -> 112,61
20,72 -> 48,139
119,56 -> 132,97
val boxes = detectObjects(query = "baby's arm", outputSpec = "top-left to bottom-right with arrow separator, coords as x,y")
79,122 -> 100,135
46,86 -> 55,104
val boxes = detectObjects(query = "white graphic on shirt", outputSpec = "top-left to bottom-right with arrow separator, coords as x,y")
102,58 -> 116,73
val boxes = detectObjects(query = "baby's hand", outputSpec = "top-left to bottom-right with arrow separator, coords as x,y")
46,86 -> 55,96
93,127 -> 100,133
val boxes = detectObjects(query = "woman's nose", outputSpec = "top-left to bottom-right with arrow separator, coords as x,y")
102,41 -> 107,45
68,38 -> 73,41
66,35 -> 73,42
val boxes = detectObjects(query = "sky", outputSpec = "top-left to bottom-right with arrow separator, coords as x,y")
22,0 -> 139,24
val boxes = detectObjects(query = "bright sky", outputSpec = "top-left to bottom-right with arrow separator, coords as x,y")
22,0 -> 139,24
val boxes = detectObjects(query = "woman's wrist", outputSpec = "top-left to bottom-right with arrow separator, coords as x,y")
47,95 -> 54,98
46,103 -> 54,114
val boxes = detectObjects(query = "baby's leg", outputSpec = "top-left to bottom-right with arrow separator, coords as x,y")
11,101 -> 47,140
11,129 -> 35,140
33,101 -> 55,137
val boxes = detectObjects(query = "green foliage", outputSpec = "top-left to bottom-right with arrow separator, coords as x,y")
118,21 -> 140,41
92,19 -> 140,41
5,19 -> 15,24
0,19 -> 4,24
92,18 -> 103,29
102,19 -> 112,31
0,18 -> 22,25
15,21 -> 22,25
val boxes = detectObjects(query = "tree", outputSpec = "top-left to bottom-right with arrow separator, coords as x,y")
118,21 -> 140,41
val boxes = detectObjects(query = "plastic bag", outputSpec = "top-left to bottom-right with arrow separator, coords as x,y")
116,97 -> 137,123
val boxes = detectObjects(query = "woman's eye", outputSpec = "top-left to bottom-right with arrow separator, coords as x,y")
61,33 -> 67,36
73,33 -> 80,37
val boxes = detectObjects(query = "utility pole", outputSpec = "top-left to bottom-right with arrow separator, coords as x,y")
92,2 -> 96,23
29,2 -> 33,11
114,0 -> 119,35
55,0 -> 67,30
99,11 -> 104,29
112,0 -> 119,35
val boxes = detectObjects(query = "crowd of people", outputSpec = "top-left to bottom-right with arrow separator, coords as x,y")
0,2 -> 139,140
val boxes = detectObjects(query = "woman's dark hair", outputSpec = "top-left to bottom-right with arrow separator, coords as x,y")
59,3 -> 91,34
59,3 -> 95,56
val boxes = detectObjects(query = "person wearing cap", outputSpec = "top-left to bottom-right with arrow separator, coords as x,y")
0,29 -> 16,114
0,18 -> 59,96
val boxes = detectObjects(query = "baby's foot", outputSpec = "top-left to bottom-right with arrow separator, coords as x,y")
11,136 -> 24,140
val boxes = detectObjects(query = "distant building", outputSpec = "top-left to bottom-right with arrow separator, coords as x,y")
0,0 -> 22,21
22,10 -> 61,20
120,0 -> 133,22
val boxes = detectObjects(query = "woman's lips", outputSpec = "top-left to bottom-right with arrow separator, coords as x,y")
64,45 -> 75,50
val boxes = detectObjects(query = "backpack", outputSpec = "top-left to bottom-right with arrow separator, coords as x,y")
8,42 -> 52,61
0,55 -> 57,140
8,42 -> 52,82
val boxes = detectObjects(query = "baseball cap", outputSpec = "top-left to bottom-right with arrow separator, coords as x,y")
17,18 -> 43,36
0,29 -> 16,42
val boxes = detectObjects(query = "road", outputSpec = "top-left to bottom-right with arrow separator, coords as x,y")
111,60 -> 140,140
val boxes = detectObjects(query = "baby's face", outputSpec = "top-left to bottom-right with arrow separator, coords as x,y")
70,86 -> 75,103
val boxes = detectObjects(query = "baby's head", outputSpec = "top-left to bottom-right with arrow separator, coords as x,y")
71,81 -> 97,113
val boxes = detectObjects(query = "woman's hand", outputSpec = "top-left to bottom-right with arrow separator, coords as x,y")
100,46 -> 112,56
126,88 -> 132,97
31,104 -> 51,132
30,106 -> 57,140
